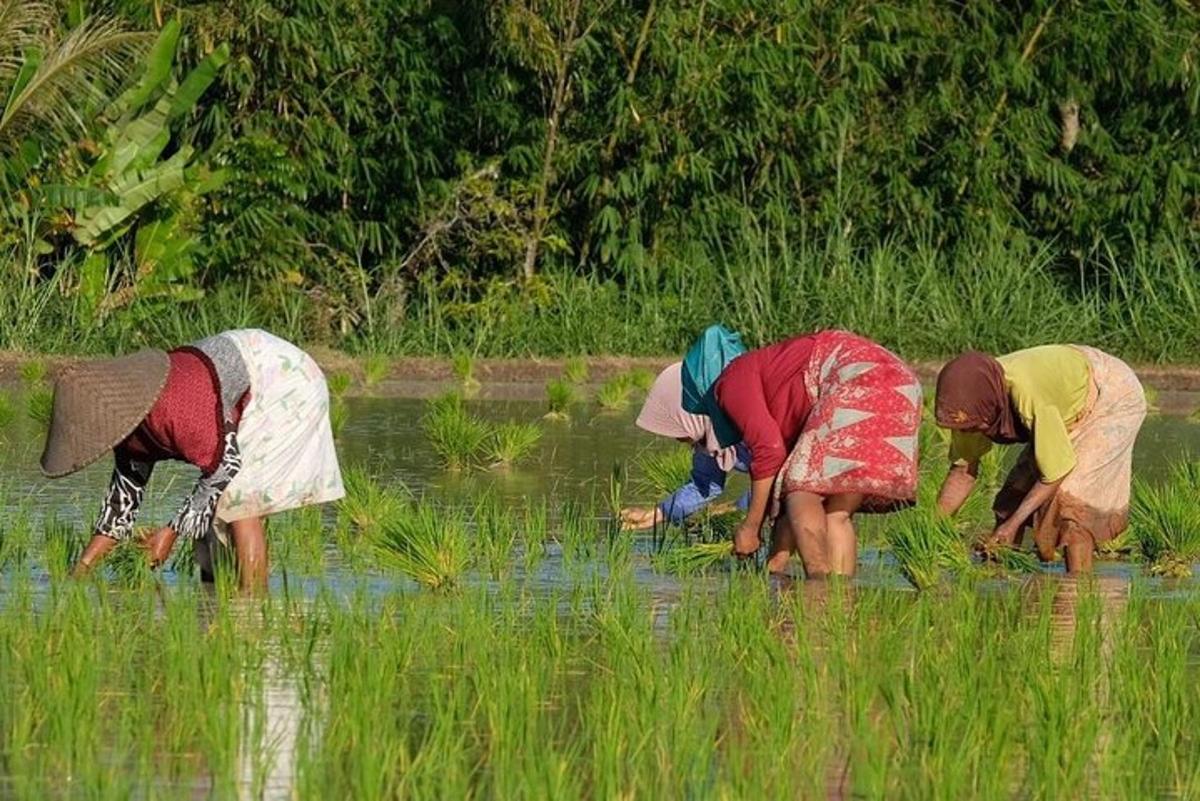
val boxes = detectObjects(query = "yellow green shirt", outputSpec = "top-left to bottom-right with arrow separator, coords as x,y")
948,345 -> 1092,482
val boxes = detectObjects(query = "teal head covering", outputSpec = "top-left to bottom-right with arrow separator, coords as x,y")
681,324 -> 746,448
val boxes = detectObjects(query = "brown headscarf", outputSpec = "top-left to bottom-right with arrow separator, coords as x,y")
934,351 -> 1027,444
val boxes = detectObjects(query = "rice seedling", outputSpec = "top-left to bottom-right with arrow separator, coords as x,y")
626,367 -> 656,394
19,361 -> 46,387
1144,385 -> 1161,415
337,465 -> 407,537
473,493 -> 518,580
596,375 -> 634,410
976,538 -> 1040,574
362,354 -> 390,389
327,371 -> 352,399
26,384 -> 52,429
1130,462 -> 1200,577
521,498 -> 549,573
0,391 -> 14,429
422,392 -> 491,470
452,351 -> 480,393
486,421 -> 542,468
41,515 -> 86,580
885,509 -> 972,590
544,378 -> 576,420
329,395 -> 350,437
563,357 -> 589,384
633,447 -> 693,500
271,506 -> 326,575
106,538 -> 155,587
1096,528 -> 1139,560
650,540 -> 734,575
1190,405 -> 1200,423
371,500 -> 471,590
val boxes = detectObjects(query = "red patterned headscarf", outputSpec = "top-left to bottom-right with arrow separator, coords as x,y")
934,351 -> 1024,443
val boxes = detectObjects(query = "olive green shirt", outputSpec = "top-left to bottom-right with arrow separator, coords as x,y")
948,345 -> 1092,482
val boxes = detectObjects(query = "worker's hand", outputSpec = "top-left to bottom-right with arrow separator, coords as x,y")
733,520 -> 762,558
619,507 -> 662,531
990,519 -> 1019,547
144,526 -> 179,568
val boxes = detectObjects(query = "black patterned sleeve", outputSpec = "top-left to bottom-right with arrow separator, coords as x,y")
95,452 -> 154,540
169,430 -> 243,540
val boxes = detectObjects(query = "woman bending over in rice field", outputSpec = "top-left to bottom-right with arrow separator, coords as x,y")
934,345 -> 1146,575
619,362 -> 752,531
40,329 -> 345,590
681,325 -> 922,577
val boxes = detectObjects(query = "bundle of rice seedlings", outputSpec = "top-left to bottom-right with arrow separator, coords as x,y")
19,361 -> 46,387
633,448 -> 693,500
26,385 -> 52,429
563,357 -> 589,385
545,379 -> 576,420
885,510 -> 972,590
452,351 -> 480,393
0,392 -> 14,429
1131,464 -> 1200,577
1144,385 -> 1161,415
976,538 -> 1040,574
422,393 -> 491,470
486,421 -> 542,468
329,396 -> 350,437
596,375 -> 634,410
107,538 -> 154,587
683,506 -> 742,542
41,516 -> 85,579
372,501 -> 471,590
327,371 -> 353,399
651,541 -> 734,575
362,354 -> 390,389
626,368 -> 656,394
1096,528 -> 1138,560
338,465 -> 407,537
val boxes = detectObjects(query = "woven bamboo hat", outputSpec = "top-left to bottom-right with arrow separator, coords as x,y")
40,349 -> 171,478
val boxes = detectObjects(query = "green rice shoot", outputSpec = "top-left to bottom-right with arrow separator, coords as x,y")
886,509 -> 972,590
651,540 -> 734,575
362,354 -> 390,388
327,371 -> 352,399
545,379 -> 576,420
634,447 -> 693,500
563,357 -> 589,385
422,393 -> 491,470
486,422 -> 542,468
372,500 -> 471,590
596,375 -> 634,410
1131,461 -> 1200,577
26,385 -> 52,429
338,465 -> 408,537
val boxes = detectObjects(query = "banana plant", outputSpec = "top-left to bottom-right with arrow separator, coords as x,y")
63,19 -> 229,318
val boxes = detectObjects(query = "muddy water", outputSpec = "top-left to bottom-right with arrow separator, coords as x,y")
6,394 -> 1199,523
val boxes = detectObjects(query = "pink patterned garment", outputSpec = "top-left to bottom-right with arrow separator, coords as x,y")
776,332 -> 922,513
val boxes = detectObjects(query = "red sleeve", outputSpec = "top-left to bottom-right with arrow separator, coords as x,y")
715,357 -> 786,480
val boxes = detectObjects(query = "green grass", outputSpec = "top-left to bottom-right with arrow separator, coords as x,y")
329,396 -> 349,437
626,368 -> 656,394
1131,461 -> 1200,577
485,421 -> 542,468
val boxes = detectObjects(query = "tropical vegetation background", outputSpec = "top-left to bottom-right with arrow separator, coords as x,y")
2,0 -> 1198,360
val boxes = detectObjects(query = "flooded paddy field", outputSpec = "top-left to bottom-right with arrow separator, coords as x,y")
2,388 -> 1200,799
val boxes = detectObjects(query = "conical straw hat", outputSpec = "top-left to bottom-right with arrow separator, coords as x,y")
40,349 -> 170,478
